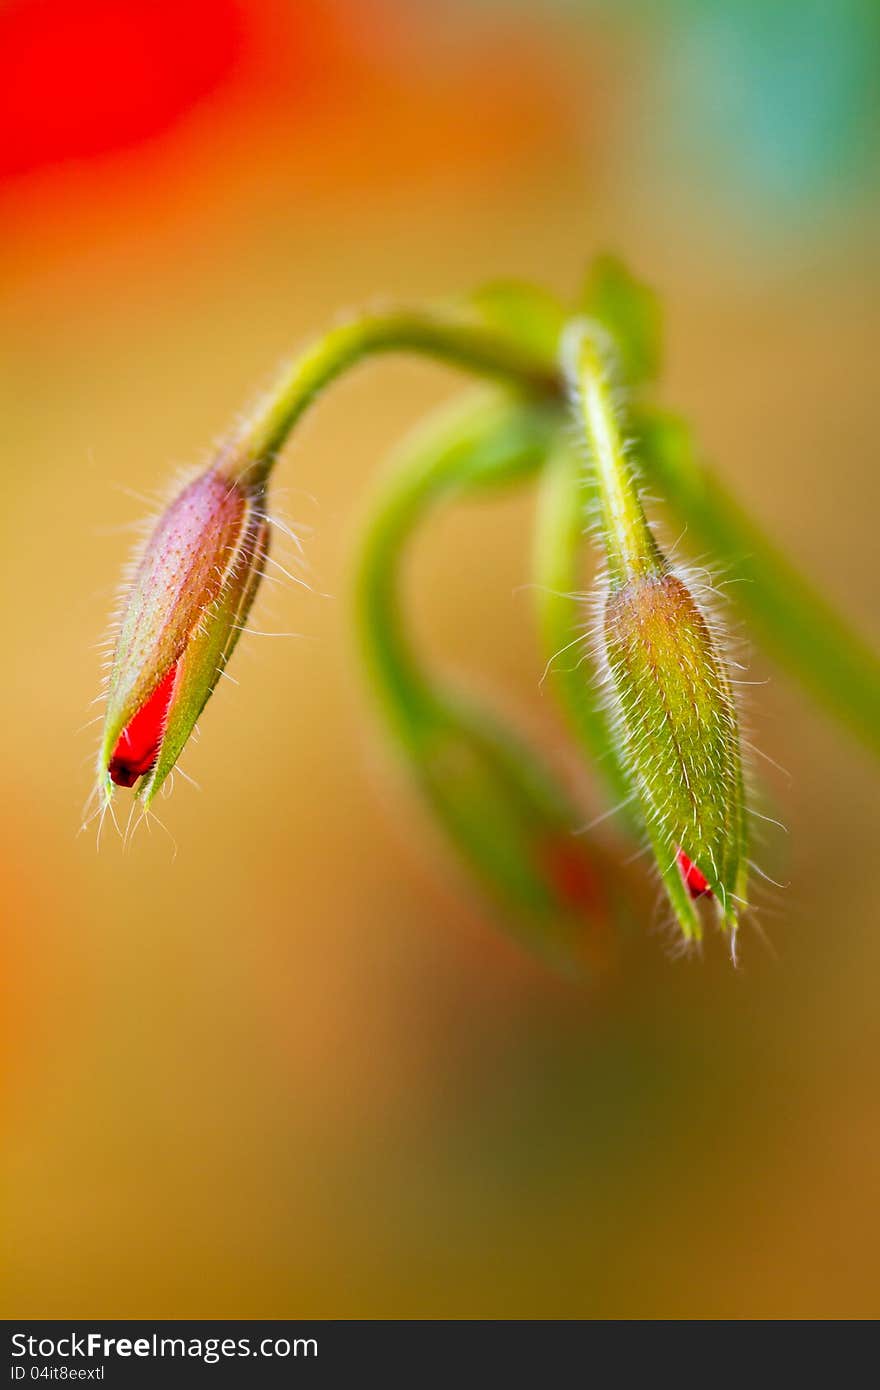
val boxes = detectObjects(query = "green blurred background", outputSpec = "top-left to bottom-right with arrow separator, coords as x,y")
2,0 -> 879,1318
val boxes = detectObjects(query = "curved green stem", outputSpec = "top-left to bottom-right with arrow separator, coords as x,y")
532,441 -> 635,829
224,305 -> 560,485
355,391 -> 629,972
356,392 -> 560,738
635,407 -> 880,761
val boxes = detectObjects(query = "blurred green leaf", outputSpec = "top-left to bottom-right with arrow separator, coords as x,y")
468,279 -> 568,361
635,406 -> 880,760
578,254 -> 662,387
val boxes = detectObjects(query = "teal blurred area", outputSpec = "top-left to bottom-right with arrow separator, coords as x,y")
642,0 -> 878,231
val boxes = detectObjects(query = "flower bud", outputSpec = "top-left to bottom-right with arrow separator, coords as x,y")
562,317 -> 748,942
98,465 -> 269,805
603,569 -> 747,938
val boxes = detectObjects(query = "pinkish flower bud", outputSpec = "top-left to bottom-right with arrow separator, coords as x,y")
98,465 -> 268,805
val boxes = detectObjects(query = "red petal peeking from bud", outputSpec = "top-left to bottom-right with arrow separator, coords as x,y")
107,662 -> 178,787
676,848 -> 713,900
98,463 -> 270,806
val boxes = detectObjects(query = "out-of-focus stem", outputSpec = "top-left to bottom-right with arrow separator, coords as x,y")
354,392 -> 629,972
356,394 -> 559,740
533,442 -> 635,829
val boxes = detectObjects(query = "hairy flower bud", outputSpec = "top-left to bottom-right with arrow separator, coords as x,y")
98,465 -> 269,805
562,317 -> 748,943
603,569 -> 747,937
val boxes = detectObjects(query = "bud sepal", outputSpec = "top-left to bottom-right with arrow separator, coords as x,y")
98,465 -> 269,807
602,567 -> 748,940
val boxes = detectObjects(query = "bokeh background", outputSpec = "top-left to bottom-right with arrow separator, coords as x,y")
2,0 -> 879,1318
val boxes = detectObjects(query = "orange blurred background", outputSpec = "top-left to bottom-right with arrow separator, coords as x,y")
2,0 -> 879,1317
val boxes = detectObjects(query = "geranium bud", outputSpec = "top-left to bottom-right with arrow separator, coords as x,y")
98,464 -> 269,806
563,318 -> 748,942
603,569 -> 747,937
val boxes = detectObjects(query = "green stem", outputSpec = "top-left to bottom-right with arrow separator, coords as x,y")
356,393 -> 560,739
225,305 -> 560,485
561,319 -> 663,584
635,407 -> 880,761
354,392 -> 630,971
533,441 -> 635,828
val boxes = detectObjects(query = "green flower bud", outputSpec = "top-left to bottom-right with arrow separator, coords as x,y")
603,569 -> 747,938
98,464 -> 269,806
562,318 -> 748,943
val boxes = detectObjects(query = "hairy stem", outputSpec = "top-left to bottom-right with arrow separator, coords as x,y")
561,320 -> 663,583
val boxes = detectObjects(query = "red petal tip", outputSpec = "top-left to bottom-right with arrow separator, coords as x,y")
108,663 -> 178,787
676,847 -> 713,900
